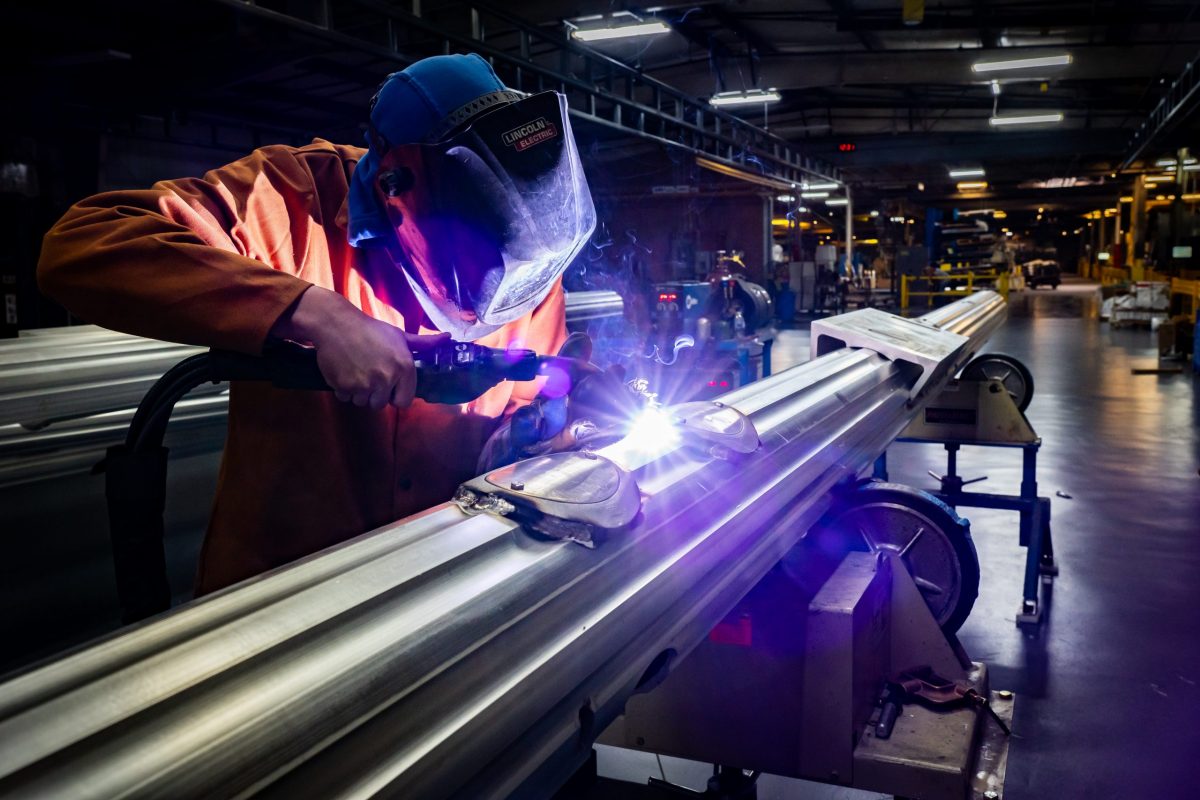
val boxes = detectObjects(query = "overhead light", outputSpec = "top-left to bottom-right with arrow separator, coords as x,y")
826,198 -> 849,206
989,112 -> 1064,126
869,210 -> 880,217
1186,164 -> 1200,172
907,218 -> 916,224
1155,158 -> 1197,167
917,182 -> 926,191
972,54 -> 1072,73
1038,207 -> 1045,213
949,167 -> 986,178
1144,174 -> 1175,183
709,88 -> 781,107
776,194 -> 796,202
957,181 -> 988,191
797,206 -> 809,213
1120,196 -> 1133,202
993,210 -> 1008,219
802,181 -> 840,190
800,191 -> 829,199
571,20 -> 671,41
990,80 -> 1002,96
890,216 -> 906,223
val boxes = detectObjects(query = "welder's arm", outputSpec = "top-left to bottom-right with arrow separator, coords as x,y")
269,286 -> 447,408
38,145 -> 328,355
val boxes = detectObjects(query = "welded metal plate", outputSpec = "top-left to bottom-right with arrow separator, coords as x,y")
459,451 -> 642,539
668,401 -> 760,454
811,308 -> 969,401
484,453 -> 623,504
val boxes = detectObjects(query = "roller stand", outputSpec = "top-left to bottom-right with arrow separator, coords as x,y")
873,360 -> 1058,627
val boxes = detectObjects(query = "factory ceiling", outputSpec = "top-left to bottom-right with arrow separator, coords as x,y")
6,0 -> 1200,210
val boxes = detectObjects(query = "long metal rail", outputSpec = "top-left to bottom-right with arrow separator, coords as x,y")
0,293 -> 1005,799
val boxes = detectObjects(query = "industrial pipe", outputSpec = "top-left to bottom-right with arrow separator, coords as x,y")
0,293 -> 1005,799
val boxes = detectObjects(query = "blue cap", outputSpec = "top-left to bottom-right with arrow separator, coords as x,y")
348,54 -> 509,248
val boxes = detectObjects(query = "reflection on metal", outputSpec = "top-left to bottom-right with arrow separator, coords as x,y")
458,451 -> 643,546
0,294 -> 1006,799
563,290 -> 624,326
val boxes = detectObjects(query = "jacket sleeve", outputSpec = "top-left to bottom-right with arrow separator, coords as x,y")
508,278 -> 569,409
37,144 -> 338,354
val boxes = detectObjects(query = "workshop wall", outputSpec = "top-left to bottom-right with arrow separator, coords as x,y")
587,193 -> 770,286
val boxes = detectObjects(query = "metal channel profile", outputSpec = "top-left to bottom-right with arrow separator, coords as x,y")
0,293 -> 1006,800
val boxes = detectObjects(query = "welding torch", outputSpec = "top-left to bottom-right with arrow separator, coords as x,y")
207,339 -> 597,405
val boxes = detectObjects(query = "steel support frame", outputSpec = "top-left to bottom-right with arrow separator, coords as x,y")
1122,54 -> 1200,169
873,440 -> 1057,626
203,0 -> 840,186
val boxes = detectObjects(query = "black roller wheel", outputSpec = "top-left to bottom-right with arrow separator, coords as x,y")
961,352 -> 1034,412
807,483 -> 980,634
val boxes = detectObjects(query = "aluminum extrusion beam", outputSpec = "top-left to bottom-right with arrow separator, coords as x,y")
0,293 -> 1006,799
562,290 -> 625,324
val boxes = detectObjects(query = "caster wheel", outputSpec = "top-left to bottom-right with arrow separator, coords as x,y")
809,483 -> 980,634
961,352 -> 1034,412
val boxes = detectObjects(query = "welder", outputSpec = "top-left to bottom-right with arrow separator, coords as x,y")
37,54 -> 597,594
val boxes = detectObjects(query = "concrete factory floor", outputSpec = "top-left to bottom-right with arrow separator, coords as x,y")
598,278 -> 1200,799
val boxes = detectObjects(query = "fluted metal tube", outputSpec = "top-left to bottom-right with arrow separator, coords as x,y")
0,293 -> 1005,800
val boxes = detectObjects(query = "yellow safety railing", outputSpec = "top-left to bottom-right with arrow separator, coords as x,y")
901,270 -> 1009,310
1170,277 -> 1200,323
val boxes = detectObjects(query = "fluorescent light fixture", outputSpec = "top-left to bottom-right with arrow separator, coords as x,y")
709,88 -> 781,107
949,167 -> 986,178
776,194 -> 796,202
990,80 -> 1002,96
1186,164 -> 1200,172
972,54 -> 1072,73
826,198 -> 849,206
798,206 -> 809,213
571,20 -> 670,41
869,210 -> 880,217
1155,158 -> 1197,167
800,191 -> 829,199
989,112 -> 1064,126
1144,174 -> 1174,182
957,181 -> 988,191
890,216 -> 906,223
1120,196 -> 1133,202
993,210 -> 1008,219
802,181 -> 840,190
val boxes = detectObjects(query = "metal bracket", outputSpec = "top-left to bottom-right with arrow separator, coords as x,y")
456,450 -> 642,548
669,401 -> 761,457
810,309 -> 969,403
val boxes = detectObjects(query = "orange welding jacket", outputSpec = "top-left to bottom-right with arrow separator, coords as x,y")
38,140 -> 568,594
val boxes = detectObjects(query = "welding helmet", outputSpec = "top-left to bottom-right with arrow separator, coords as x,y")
370,90 -> 595,338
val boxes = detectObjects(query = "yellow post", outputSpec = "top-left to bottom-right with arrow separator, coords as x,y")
901,275 -> 910,310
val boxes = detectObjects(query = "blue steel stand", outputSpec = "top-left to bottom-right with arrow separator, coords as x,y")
872,380 -> 1058,626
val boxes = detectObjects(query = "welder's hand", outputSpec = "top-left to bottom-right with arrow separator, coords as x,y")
271,286 -> 448,409
476,333 -> 620,472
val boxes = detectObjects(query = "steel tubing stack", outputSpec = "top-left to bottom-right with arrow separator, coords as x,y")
0,293 -> 1005,799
